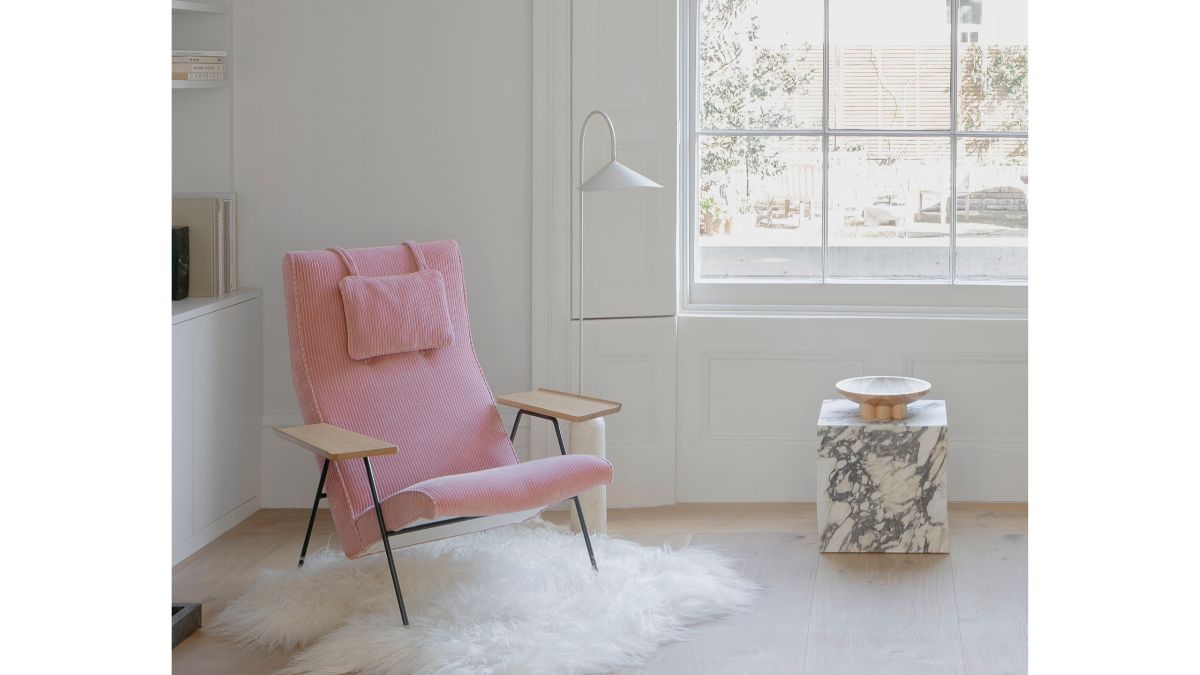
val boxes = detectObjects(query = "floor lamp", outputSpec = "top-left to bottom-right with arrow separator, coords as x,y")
570,110 -> 660,535
575,109 -> 661,393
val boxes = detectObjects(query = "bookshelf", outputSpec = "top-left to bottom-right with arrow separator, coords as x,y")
172,0 -> 229,87
172,0 -> 251,566
173,0 -> 231,192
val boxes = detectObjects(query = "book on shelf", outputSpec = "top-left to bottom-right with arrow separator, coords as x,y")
173,55 -> 226,64
172,51 -> 227,81
173,72 -> 226,81
172,64 -> 225,72
172,194 -> 238,297
222,196 -> 238,292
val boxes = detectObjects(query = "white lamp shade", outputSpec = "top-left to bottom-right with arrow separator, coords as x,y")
579,159 -> 662,191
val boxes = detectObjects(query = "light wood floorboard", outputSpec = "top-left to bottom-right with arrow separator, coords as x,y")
950,524 -> 1028,674
804,552 -> 964,675
625,533 -> 820,675
173,503 -> 1026,674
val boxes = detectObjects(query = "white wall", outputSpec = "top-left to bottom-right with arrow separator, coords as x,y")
232,0 -> 535,506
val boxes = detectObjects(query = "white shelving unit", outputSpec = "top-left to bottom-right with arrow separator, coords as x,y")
173,1 -> 246,564
173,0 -> 231,192
172,1 -> 230,88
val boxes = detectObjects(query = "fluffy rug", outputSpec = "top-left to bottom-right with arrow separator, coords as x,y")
212,519 -> 756,675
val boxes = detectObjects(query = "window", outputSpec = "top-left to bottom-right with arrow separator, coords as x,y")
686,0 -> 1028,304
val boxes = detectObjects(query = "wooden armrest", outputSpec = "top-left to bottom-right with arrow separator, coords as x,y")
495,388 -> 621,423
274,423 -> 398,461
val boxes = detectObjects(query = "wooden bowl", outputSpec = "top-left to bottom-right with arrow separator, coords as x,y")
835,376 -> 931,421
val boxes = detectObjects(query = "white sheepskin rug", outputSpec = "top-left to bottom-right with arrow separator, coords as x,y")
211,519 -> 757,675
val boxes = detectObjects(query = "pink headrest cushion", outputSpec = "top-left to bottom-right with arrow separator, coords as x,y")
338,270 -> 455,360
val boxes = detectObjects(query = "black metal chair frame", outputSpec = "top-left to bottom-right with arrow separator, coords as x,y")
295,410 -> 599,626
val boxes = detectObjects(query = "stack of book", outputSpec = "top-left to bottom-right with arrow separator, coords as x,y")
173,50 -> 226,81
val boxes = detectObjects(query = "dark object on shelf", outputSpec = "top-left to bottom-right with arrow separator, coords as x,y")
173,226 -> 190,301
172,602 -> 201,648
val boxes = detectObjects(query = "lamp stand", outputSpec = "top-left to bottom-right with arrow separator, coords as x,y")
569,110 -> 659,535
575,110 -> 618,396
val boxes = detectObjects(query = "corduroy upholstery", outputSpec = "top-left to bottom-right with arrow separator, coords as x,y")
283,241 -> 613,558
339,271 -> 455,359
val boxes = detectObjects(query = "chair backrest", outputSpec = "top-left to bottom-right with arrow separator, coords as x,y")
283,241 -> 516,557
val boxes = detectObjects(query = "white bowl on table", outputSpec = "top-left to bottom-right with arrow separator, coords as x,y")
835,376 -> 932,421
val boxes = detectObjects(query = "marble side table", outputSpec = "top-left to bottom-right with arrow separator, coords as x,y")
816,398 -> 949,553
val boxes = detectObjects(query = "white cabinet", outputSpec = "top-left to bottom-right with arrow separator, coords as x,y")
172,289 -> 262,564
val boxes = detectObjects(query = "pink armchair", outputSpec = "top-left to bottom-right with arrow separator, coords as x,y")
277,241 -> 615,625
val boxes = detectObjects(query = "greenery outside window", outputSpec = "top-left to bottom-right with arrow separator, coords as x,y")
686,0 -> 1028,309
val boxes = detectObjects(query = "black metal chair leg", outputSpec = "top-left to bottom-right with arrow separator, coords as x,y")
364,457 -> 410,626
509,410 -> 524,443
512,413 -> 601,571
298,459 -> 330,567
550,418 -> 568,456
550,418 -> 600,572
572,496 -> 599,571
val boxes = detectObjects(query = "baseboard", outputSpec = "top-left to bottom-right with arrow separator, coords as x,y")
172,496 -> 260,566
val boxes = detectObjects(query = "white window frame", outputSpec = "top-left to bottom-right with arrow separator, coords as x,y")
679,0 -> 1028,317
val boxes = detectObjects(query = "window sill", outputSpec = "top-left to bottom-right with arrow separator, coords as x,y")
683,279 -> 1027,320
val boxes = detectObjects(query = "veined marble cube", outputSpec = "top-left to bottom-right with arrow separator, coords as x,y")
816,398 -> 948,553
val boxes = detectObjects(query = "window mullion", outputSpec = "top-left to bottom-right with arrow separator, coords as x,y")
821,0 -> 831,283
949,0 -> 960,283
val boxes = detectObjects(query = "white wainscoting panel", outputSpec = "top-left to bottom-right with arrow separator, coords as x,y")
906,353 -> 1028,443
677,315 -> 1028,502
703,351 -> 869,440
581,316 -> 677,507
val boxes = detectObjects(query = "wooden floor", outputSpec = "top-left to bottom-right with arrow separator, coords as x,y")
173,503 -> 1026,675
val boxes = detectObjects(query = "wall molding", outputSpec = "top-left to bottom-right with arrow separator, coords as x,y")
903,351 -> 1028,371
904,351 -> 1029,446
698,349 -> 870,442
595,355 -> 658,445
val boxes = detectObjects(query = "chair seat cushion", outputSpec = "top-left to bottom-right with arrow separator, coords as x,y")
373,454 -> 614,531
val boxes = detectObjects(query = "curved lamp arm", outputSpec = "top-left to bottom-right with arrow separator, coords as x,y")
578,110 -> 618,190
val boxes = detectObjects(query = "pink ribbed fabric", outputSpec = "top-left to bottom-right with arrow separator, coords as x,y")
283,241 -> 613,558
339,271 -> 455,360
383,455 -> 612,526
